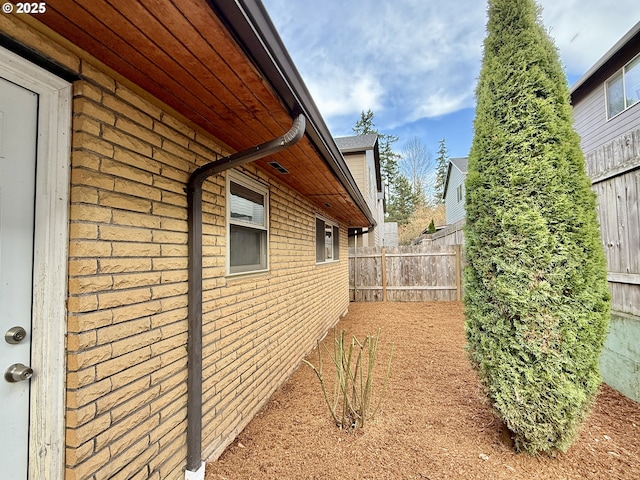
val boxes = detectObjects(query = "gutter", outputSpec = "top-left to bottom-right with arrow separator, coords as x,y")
208,0 -> 376,229
185,114 -> 306,479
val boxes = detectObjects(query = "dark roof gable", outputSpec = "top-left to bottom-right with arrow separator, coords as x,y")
335,134 -> 382,193
335,133 -> 379,152
450,157 -> 468,174
442,157 -> 468,198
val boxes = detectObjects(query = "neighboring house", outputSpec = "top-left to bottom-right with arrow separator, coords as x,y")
443,157 -> 468,225
571,21 -> 640,402
0,2 -> 375,480
335,134 -> 385,247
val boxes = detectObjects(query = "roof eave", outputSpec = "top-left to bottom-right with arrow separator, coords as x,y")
571,20 -> 640,97
208,0 -> 376,228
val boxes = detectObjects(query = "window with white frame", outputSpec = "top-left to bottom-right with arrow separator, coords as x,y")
315,217 -> 339,263
606,53 -> 640,119
227,171 -> 269,274
456,184 -> 464,203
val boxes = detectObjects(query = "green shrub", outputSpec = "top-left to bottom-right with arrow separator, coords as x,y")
464,0 -> 610,454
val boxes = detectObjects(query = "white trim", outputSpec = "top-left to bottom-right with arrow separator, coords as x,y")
315,215 -> 340,265
184,462 -> 206,480
225,170 -> 270,276
0,45 -> 71,480
605,51 -> 640,120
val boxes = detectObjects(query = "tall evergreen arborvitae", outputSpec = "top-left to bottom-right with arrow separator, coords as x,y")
464,0 -> 610,454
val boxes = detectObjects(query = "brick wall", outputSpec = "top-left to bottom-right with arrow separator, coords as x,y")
1,15 -> 350,480
199,173 -> 350,462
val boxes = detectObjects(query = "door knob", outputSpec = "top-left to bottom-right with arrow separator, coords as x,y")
5,326 -> 27,344
4,363 -> 33,382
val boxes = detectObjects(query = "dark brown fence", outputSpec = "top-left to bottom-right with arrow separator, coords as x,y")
348,245 -> 463,302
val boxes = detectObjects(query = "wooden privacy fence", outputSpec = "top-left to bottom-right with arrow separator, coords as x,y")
348,245 -> 463,302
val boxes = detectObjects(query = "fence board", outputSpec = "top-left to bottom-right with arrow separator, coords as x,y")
589,141 -> 640,317
349,245 -> 461,302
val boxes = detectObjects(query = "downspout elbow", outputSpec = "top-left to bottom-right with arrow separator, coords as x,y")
187,114 -> 306,193
185,114 -> 305,478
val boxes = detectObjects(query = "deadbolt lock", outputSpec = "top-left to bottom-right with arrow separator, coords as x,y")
4,363 -> 33,382
5,326 -> 27,344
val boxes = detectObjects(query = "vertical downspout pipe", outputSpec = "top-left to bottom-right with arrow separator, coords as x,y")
185,114 -> 306,475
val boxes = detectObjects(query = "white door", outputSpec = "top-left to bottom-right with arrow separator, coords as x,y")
0,77 -> 38,479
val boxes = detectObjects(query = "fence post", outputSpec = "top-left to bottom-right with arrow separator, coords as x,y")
455,244 -> 462,302
354,247 -> 359,302
381,246 -> 387,302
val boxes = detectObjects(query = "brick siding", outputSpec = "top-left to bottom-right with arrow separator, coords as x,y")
2,15 -> 350,480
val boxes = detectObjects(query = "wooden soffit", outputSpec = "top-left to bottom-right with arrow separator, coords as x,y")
25,0 -> 373,227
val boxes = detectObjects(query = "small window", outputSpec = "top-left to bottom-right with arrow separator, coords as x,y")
606,53 -> 640,119
227,171 -> 268,275
457,184 -> 464,203
316,217 -> 339,263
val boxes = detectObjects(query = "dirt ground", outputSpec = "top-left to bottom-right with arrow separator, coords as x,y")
205,302 -> 640,480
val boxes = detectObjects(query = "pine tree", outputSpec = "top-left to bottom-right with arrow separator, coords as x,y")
464,0 -> 610,454
434,139 -> 449,204
386,174 -> 418,225
353,110 -> 400,199
353,109 -> 375,135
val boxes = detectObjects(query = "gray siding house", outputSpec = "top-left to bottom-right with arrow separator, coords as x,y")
571,21 -> 640,402
443,157 -> 468,225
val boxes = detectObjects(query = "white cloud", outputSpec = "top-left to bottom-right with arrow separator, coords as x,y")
306,70 -> 384,117
413,91 -> 474,120
539,0 -> 639,74
263,0 -> 640,135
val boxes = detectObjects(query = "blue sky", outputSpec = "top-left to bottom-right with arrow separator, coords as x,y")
261,0 -> 640,160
